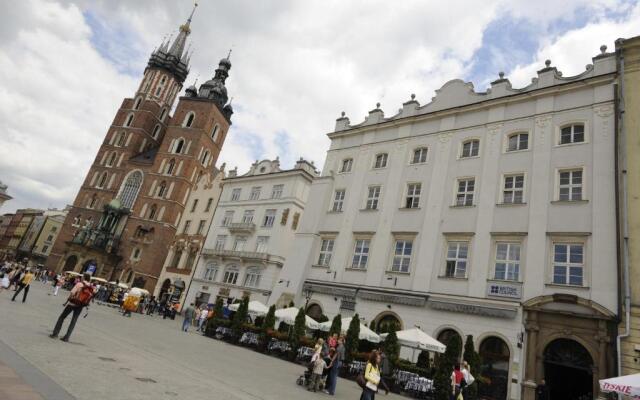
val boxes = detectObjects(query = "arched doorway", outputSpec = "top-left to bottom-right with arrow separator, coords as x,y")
374,313 -> 402,333
63,255 -> 78,272
478,336 -> 510,400
306,303 -> 323,320
82,259 -> 98,275
159,279 -> 171,302
437,328 -> 462,347
544,339 -> 593,400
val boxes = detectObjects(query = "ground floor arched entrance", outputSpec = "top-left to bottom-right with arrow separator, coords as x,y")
478,336 -> 510,400
372,312 -> 403,333
543,338 -> 593,400
63,255 -> 78,272
305,303 -> 323,321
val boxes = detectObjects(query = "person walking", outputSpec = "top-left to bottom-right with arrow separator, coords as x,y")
198,306 -> 209,332
53,275 -> 64,296
11,268 -> 34,303
325,336 -> 345,395
308,349 -> 327,392
360,350 -> 388,400
182,303 -> 196,332
451,363 -> 464,400
49,273 -> 95,342
461,361 -> 475,399
0,272 -> 10,293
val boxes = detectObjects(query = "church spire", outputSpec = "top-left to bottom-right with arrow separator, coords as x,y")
168,2 -> 198,59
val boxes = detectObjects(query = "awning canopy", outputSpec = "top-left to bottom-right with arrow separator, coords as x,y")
600,373 -> 640,398
228,300 -> 269,316
274,307 -> 319,330
380,327 -> 446,353
318,317 -> 381,343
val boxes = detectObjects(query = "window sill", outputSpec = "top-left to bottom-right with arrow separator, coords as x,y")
326,210 -> 343,214
408,162 -> 427,166
496,202 -> 527,207
360,208 -> 379,212
545,283 -> 589,290
311,264 -> 329,269
386,270 -> 411,275
457,155 -> 480,161
487,278 -> 522,284
550,200 -> 589,205
398,207 -> 421,211
372,167 -> 388,171
437,275 -> 468,281
504,148 -> 530,154
449,205 -> 476,209
555,141 -> 587,148
345,267 -> 367,272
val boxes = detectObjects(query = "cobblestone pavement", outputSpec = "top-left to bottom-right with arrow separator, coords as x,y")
0,283 -> 403,400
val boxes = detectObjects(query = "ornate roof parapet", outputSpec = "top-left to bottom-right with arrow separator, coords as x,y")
335,111 -> 350,132
363,102 -> 384,126
401,93 -> 420,117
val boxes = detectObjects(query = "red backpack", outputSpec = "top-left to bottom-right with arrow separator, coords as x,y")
69,283 -> 94,306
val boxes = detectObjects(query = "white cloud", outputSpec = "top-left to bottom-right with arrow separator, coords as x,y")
0,0 -> 637,212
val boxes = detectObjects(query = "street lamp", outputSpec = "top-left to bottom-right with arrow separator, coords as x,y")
303,288 -> 313,310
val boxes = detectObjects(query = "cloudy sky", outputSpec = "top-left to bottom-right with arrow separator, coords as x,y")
1,0 -> 639,213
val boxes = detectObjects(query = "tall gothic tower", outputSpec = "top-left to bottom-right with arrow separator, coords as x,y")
46,5 -> 234,291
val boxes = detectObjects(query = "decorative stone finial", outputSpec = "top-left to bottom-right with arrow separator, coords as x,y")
498,71 -> 505,79
545,59 -> 551,67
376,102 -> 380,109
411,93 -> 416,100
586,64 -> 593,70
341,111 -> 345,117
600,45 -> 607,54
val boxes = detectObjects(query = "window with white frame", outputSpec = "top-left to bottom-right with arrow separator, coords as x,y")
366,186 -> 381,210
233,237 -> 247,251
411,147 -> 428,164
559,124 -> 585,145
222,211 -> 234,226
351,239 -> 370,269
262,209 -> 276,227
553,242 -> 584,286
244,268 -> 262,288
391,239 -> 413,273
558,169 -> 583,201
156,181 -> 167,198
445,241 -> 468,278
332,189 -> 346,212
165,159 -> 175,175
271,184 -> 284,199
205,198 -> 214,212
256,236 -> 269,253
503,174 -> 525,204
222,266 -> 239,284
461,139 -> 479,158
507,133 -> 528,152
242,210 -> 254,224
405,183 -> 421,208
374,153 -> 388,169
341,158 -> 353,173
152,124 -> 161,139
317,238 -> 335,266
249,187 -> 261,200
231,188 -> 241,201
455,178 -> 475,206
203,263 -> 218,281
214,235 -> 227,250
494,242 -> 520,281
173,138 -> 185,154
196,220 -> 206,235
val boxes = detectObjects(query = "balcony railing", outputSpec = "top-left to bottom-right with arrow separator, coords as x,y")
70,228 -> 120,254
227,222 -> 256,233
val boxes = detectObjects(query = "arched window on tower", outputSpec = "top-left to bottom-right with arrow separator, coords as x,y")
173,138 -> 185,154
183,112 -> 195,128
106,152 -> 117,167
117,170 -> 143,210
147,204 -> 157,220
155,75 -> 167,97
97,172 -> 108,188
156,181 -> 167,198
133,97 -> 142,110
159,108 -> 167,122
88,194 -> 97,209
117,132 -> 126,147
201,150 -> 210,166
165,159 -> 175,175
124,113 -> 134,127
211,124 -> 220,142
152,124 -> 161,140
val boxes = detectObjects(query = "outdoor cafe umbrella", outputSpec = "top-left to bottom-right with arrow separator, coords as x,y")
318,317 -> 381,343
600,373 -> 640,398
274,307 -> 320,330
228,300 -> 269,316
380,327 -> 446,353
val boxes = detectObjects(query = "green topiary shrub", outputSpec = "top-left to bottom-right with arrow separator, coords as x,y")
463,335 -> 481,400
345,314 -> 361,363
383,326 -> 400,366
231,296 -> 249,341
434,334 -> 462,400
329,314 -> 342,336
288,307 -> 306,357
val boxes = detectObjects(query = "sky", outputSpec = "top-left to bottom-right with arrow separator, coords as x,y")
0,0 -> 639,213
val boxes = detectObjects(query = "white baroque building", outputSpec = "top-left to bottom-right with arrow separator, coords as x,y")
184,158 -> 317,307
270,50 -> 618,400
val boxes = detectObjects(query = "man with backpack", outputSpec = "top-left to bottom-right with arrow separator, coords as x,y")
49,273 -> 95,342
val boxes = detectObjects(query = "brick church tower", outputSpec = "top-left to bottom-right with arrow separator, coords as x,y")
46,5 -> 234,291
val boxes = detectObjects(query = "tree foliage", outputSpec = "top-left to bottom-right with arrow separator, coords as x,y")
289,307 -> 307,353
383,325 -> 400,366
345,314 -> 361,363
463,335 -> 481,400
434,334 -> 462,400
231,296 -> 249,340
205,297 -> 225,336
262,304 -> 276,332
329,314 -> 342,336
417,350 -> 430,370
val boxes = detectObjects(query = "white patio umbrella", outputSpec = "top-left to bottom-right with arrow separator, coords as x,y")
600,373 -> 640,398
275,307 -> 320,330
318,317 -> 381,343
228,300 -> 269,316
380,327 -> 446,354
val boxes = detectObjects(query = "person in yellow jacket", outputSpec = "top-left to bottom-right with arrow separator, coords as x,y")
361,351 -> 388,400
12,268 -> 34,303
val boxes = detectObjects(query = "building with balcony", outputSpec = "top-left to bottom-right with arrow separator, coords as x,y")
183,158 -> 317,307
270,48 -> 621,400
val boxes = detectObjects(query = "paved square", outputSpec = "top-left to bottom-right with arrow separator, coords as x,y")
0,283 -> 403,400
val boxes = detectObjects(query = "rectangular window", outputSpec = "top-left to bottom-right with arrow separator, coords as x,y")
214,235 -> 227,251
391,240 -> 412,273
411,147 -> 428,164
222,211 -> 234,226
405,183 -> 421,208
317,238 -> 335,266
223,270 -> 239,285
445,241 -> 468,278
182,220 -> 191,234
560,124 -> 585,145
190,199 -> 198,212
461,140 -> 479,158
455,178 -> 475,206
553,243 -> 584,286
242,210 -> 254,224
205,198 -> 214,212
507,133 -> 528,151
256,236 -> 269,253
262,209 -> 276,227
366,186 -> 381,210
271,184 -> 284,199
231,188 -> 241,201
233,237 -> 247,251
249,186 -> 261,200
196,220 -> 206,235
46,234 -> 54,242
204,266 -> 217,281
332,189 -> 346,212
494,243 -> 520,281
351,239 -> 370,269
341,158 -> 353,173
374,153 -> 388,169
559,169 -> 583,201
244,270 -> 262,288
503,174 -> 525,204
41,245 -> 49,253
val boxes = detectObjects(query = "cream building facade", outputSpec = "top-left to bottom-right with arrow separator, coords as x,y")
30,211 -> 68,264
271,50 -> 619,399
183,158 -> 316,307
